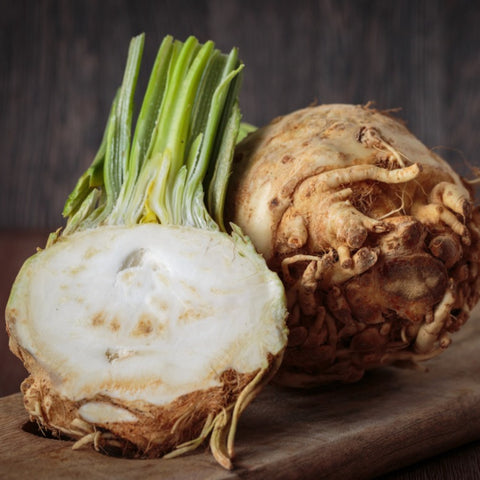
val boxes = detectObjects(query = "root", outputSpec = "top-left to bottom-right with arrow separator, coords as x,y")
330,192 -> 388,241
429,233 -> 462,268
280,247 -> 379,297
302,168 -> 419,256
298,260 -> 321,315
208,408 -> 233,470
412,180 -> 473,246
170,409 -> 197,435
414,281 -> 455,354
381,345 -> 447,365
227,355 -> 283,458
281,254 -> 323,284
308,187 -> 387,252
277,164 -> 421,258
317,163 -> 421,190
337,245 -> 353,268
72,430 -> 102,451
284,215 -> 308,250
326,247 -> 378,286
413,203 -> 470,245
69,418 -> 95,437
164,413 -> 215,460
429,182 -> 471,219
327,288 -> 359,338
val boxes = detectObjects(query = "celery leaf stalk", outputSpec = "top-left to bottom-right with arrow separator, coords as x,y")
63,33 -> 243,234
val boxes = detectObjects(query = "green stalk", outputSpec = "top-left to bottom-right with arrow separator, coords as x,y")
182,49 -> 243,227
62,34 -> 243,235
103,35 -> 144,213
109,36 -> 174,223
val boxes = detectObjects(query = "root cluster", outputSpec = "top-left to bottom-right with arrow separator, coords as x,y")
228,104 -> 480,387
19,366 -> 266,469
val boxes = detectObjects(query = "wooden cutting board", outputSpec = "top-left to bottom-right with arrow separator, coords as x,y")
1,308 -> 480,480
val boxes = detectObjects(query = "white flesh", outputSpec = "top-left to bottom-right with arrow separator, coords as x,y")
7,224 -> 287,416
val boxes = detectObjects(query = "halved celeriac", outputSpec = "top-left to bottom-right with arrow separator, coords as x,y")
5,34 -> 287,469
7,224 -> 286,467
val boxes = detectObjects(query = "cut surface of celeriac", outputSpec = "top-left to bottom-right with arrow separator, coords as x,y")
5,34 -> 287,469
9,225 -> 285,405
7,224 -> 286,466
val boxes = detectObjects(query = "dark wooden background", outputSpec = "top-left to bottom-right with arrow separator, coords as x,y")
1,1 -> 480,478
1,0 -> 479,230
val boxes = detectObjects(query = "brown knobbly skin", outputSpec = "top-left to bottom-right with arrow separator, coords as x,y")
20,368 -> 257,458
227,104 -> 480,387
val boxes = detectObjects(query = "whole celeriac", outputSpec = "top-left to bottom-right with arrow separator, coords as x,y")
227,103 -> 480,387
5,34 -> 287,469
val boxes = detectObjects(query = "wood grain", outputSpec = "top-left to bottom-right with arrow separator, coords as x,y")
1,0 -> 479,229
1,308 -> 480,479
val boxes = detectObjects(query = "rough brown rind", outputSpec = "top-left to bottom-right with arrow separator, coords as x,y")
227,104 -> 480,387
16,349 -> 284,468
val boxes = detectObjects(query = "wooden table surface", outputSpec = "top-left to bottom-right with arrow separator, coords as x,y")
1,230 -> 480,479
